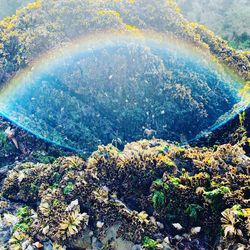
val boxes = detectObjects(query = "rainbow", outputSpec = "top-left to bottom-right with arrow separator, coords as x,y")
0,29 -> 249,152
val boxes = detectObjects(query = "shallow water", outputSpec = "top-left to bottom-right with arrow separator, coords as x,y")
0,34 -> 248,152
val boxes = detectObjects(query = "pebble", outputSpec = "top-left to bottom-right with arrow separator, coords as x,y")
132,244 -> 143,250
162,242 -> 172,250
157,221 -> 164,229
96,221 -> 104,228
92,237 -> 103,250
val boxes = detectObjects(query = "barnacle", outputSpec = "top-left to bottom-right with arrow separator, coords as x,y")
8,230 -> 31,250
221,208 -> 243,238
58,200 -> 89,240
39,201 -> 50,216
92,186 -> 109,203
59,210 -> 89,239
52,242 -> 66,250
137,211 -> 150,224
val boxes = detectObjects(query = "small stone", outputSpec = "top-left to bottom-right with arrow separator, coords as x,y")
172,223 -> 183,231
157,243 -> 164,249
191,226 -> 201,235
162,242 -> 172,250
163,237 -> 170,244
43,240 -> 53,250
157,221 -> 164,229
132,244 -> 142,250
92,237 -> 103,250
42,225 -> 49,235
173,235 -> 183,241
33,242 -> 44,248
96,221 -> 104,228
22,240 -> 31,249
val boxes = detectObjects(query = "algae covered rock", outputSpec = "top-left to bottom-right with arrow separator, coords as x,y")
1,139 -> 250,249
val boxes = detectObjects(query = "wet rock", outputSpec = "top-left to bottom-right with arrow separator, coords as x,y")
92,237 -> 103,250
162,242 -> 172,250
0,165 -> 11,182
69,229 -> 92,249
43,240 -> 53,250
132,245 -> 143,250
0,225 -> 11,246
157,221 -> 164,230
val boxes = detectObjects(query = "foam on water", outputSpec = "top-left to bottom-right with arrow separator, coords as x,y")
0,31 -> 249,152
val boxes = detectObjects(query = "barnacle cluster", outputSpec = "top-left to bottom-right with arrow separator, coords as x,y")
1,139 -> 249,249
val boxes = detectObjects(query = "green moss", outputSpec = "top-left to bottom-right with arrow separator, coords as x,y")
185,204 -> 203,221
13,221 -> 30,232
204,186 -> 231,211
51,172 -> 61,183
33,151 -> 56,164
63,182 -> 75,195
231,204 -> 245,217
14,206 -> 32,232
142,236 -> 158,250
52,199 -> 59,207
169,176 -> 180,186
204,186 -> 231,199
30,183 -> 38,192
16,206 -> 29,218
153,179 -> 169,190
152,190 -> 165,209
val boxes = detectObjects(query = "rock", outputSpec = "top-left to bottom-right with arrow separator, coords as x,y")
43,240 -> 53,250
92,237 -> 103,250
96,221 -> 104,228
163,237 -> 170,244
0,165 -> 10,180
157,243 -> 164,249
172,223 -> 183,231
3,213 -> 18,226
162,242 -> 172,250
0,225 -> 11,245
157,221 -> 164,229
132,244 -> 142,250
42,225 -> 49,235
191,227 -> 201,235
173,235 -> 183,241
33,242 -> 43,248
22,240 -> 33,250
111,238 -> 134,250
101,224 -> 134,250
69,229 -> 92,249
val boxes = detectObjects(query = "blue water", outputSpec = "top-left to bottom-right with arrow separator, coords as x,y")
0,38 -> 248,153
